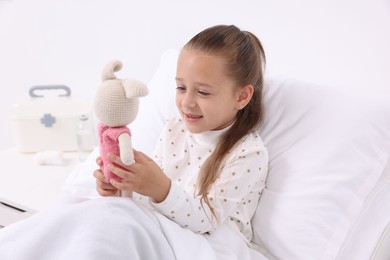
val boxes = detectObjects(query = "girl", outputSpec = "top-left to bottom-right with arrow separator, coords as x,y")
94,24 -> 269,248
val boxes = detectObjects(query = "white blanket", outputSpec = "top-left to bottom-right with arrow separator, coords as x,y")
0,196 -> 267,260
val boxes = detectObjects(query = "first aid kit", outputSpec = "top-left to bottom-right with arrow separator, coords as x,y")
10,85 -> 94,153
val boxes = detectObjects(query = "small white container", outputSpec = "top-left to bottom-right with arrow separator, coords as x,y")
10,85 -> 94,153
76,114 -> 97,161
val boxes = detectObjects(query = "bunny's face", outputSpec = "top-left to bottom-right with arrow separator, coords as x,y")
94,79 -> 139,127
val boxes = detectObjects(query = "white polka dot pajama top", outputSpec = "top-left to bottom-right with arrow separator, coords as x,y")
135,118 -> 268,245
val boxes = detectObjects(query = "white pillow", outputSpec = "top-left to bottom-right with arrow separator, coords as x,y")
252,78 -> 390,259
336,158 -> 390,259
131,49 -> 179,155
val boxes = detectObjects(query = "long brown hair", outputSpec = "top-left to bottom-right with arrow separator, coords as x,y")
183,25 -> 266,216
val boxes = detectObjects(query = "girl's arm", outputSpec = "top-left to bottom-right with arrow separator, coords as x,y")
151,144 -> 268,234
108,136 -> 268,234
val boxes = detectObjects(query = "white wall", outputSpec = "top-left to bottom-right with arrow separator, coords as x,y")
0,0 -> 389,150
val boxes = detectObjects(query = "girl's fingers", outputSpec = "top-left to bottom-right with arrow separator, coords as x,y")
133,150 -> 153,163
99,180 -> 116,190
93,169 -> 109,183
110,179 -> 132,190
108,153 -> 125,167
96,157 -> 103,166
94,170 -> 118,196
99,186 -> 118,196
107,163 -> 129,180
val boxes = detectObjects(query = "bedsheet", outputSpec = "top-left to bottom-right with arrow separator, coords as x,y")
0,195 -> 268,260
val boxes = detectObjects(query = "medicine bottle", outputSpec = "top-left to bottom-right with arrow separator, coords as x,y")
76,114 -> 96,161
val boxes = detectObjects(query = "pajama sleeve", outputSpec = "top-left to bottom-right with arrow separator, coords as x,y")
151,144 -> 268,235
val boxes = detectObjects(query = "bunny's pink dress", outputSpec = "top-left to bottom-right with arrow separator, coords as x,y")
98,122 -> 131,181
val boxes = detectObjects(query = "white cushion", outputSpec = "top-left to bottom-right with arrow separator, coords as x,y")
252,78 -> 390,259
131,49 -> 179,155
64,49 -> 390,260
336,158 -> 390,259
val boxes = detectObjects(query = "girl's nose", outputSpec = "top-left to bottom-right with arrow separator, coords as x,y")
181,92 -> 196,108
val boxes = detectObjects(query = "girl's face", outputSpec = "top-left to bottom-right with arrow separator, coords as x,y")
175,49 -> 242,133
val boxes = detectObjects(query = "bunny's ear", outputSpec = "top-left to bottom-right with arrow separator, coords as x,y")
122,79 -> 149,98
101,60 -> 123,81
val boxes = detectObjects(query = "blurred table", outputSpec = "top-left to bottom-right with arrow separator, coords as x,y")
0,148 -> 80,227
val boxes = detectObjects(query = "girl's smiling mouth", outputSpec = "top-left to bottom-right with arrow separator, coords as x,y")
183,112 -> 203,122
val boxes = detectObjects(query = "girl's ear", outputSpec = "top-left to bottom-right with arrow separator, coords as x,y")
236,84 -> 254,109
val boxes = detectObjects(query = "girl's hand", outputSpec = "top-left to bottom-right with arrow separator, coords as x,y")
108,150 -> 171,203
93,157 -> 119,196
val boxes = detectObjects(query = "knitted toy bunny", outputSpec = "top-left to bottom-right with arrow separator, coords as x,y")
94,60 -> 148,182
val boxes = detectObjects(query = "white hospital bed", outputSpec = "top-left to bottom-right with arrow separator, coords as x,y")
1,49 -> 390,260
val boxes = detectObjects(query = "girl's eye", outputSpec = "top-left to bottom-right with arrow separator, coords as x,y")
176,86 -> 186,92
198,90 -> 210,96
